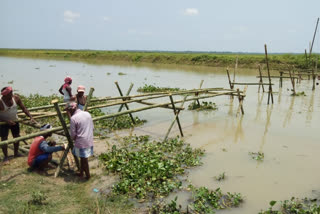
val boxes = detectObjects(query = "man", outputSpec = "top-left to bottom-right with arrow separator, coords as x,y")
59,76 -> 73,102
0,86 -> 36,163
28,124 -> 65,170
65,102 -> 94,180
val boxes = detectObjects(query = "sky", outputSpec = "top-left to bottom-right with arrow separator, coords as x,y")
0,0 -> 320,53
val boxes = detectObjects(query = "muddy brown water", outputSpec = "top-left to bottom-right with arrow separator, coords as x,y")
1,56 -> 320,213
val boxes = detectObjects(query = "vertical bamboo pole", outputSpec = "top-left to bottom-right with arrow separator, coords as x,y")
164,95 -> 188,141
195,80 -> 204,106
52,100 -> 79,178
236,86 -> 247,116
312,62 -> 315,90
305,49 -> 309,70
226,68 -> 233,89
264,44 -> 274,104
258,65 -> 265,92
233,56 -> 238,84
114,82 -> 135,124
169,95 -> 183,137
112,83 -> 134,127
84,87 -> 95,111
279,71 -> 283,88
289,70 -> 296,95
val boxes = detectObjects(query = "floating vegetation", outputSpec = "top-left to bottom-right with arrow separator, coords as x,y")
49,65 -> 56,67
249,152 -> 264,161
106,72 -> 111,75
99,135 -> 204,199
188,101 -> 218,111
88,108 -> 146,131
118,72 -> 127,75
291,91 -> 306,96
137,84 -> 183,93
7,80 -> 14,84
150,185 -> 244,213
214,172 -> 226,181
20,94 -> 63,108
259,197 -> 320,214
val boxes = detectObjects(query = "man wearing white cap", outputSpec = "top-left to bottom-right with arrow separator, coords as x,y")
28,124 -> 65,171
75,85 -> 87,110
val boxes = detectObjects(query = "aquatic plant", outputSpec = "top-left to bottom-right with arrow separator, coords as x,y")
137,84 -> 182,93
118,72 -> 127,75
99,135 -> 204,199
249,152 -> 264,161
259,197 -> 320,214
214,172 -> 226,181
187,101 -> 218,111
291,91 -> 306,96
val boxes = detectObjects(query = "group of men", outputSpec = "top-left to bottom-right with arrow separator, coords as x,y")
0,81 -> 94,180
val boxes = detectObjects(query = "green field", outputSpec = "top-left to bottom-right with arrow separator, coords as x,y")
0,49 -> 319,70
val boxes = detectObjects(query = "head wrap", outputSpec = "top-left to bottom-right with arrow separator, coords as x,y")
65,102 -> 77,110
40,124 -> 52,131
77,85 -> 85,92
64,76 -> 72,83
1,87 -> 13,96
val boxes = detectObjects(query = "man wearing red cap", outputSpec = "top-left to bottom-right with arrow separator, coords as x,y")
0,86 -> 36,163
59,76 -> 74,102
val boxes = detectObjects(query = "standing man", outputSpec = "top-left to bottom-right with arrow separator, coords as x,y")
0,86 -> 36,163
59,76 -> 73,102
65,102 -> 94,180
28,124 -> 65,171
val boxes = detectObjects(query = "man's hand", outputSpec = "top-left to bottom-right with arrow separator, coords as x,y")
7,120 -> 16,126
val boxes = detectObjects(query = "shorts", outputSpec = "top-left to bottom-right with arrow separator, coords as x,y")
72,146 -> 93,158
0,123 -> 20,139
32,153 -> 50,168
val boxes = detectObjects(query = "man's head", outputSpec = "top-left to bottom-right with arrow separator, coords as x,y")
65,102 -> 78,116
1,86 -> 13,99
64,76 -> 72,85
77,85 -> 85,96
40,123 -> 52,138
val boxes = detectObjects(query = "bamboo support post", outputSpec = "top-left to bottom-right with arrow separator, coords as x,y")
264,44 -> 274,104
289,70 -> 296,95
112,83 -> 134,127
305,49 -> 309,69
258,65 -> 265,92
313,60 -> 318,90
279,72 -> 283,88
226,68 -> 233,89
309,18 -> 319,56
233,57 -> 238,85
115,82 -> 135,124
236,86 -> 247,116
52,99 -> 79,177
195,80 -> 204,105
163,95 -> 188,141
84,87 -> 95,111
169,95 -> 183,137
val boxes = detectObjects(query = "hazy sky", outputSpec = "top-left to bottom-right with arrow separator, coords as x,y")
1,0 -> 319,53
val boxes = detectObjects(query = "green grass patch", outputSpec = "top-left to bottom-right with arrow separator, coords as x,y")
137,84 -> 183,93
188,101 -> 218,111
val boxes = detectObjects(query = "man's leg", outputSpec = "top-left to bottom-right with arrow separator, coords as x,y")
81,157 -> 90,179
11,123 -> 20,157
0,124 -> 9,162
32,153 -> 51,171
79,157 -> 85,177
38,154 -> 52,170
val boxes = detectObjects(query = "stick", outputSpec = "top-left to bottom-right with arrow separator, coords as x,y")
164,95 -> 188,141
115,82 -> 135,124
258,65 -> 265,92
84,87 -> 95,111
52,99 -> 79,177
233,57 -> 238,84
264,44 -> 274,104
169,95 -> 183,137
309,18 -> 319,56
236,86 -> 247,116
111,83 -> 134,127
289,70 -> 296,95
226,68 -> 233,89
195,80 -> 204,105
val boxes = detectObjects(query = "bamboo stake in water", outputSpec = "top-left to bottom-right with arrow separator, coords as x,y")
258,65 -> 265,92
289,70 -> 296,95
195,80 -> 204,106
309,18 -> 319,56
264,44 -> 274,104
115,82 -> 135,124
169,95 -> 183,137
233,56 -> 238,85
279,71 -> 283,88
226,68 -> 233,89
164,95 -> 188,141
84,87 -> 95,111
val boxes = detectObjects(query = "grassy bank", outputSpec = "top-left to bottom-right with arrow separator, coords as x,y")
0,49 -> 319,70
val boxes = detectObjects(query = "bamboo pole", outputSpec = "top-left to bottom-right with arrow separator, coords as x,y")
226,68 -> 233,89
305,49 -> 309,69
264,44 -> 274,104
164,95 -> 188,141
195,80 -> 204,106
309,18 -> 319,56
279,72 -> 283,88
312,62 -> 315,90
233,83 -> 273,86
112,83 -> 134,127
52,99 -> 79,177
84,87 -> 95,111
136,100 -> 184,110
258,65 -> 265,93
169,95 -> 183,137
233,57 -> 238,85
289,70 -> 296,95
256,75 -> 298,79
236,86 -> 247,116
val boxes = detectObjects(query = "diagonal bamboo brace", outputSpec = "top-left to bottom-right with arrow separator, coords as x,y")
114,82 -> 135,125
169,95 -> 184,137
84,87 -> 95,111
52,99 -> 80,177
112,83 -> 134,127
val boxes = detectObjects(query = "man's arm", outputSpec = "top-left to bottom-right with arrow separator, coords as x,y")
70,118 -> 77,141
15,95 -> 36,123
59,85 -> 64,95
39,141 -> 64,153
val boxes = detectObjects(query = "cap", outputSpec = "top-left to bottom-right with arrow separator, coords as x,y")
40,124 -> 52,131
77,85 -> 85,92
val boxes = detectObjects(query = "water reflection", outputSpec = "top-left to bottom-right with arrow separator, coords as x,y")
259,104 -> 273,155
283,95 -> 295,127
306,90 -> 315,125
255,92 -> 265,121
234,115 -> 244,143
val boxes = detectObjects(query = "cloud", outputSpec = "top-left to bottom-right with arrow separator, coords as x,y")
64,10 -> 80,23
184,8 -> 199,16
103,16 -> 110,22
